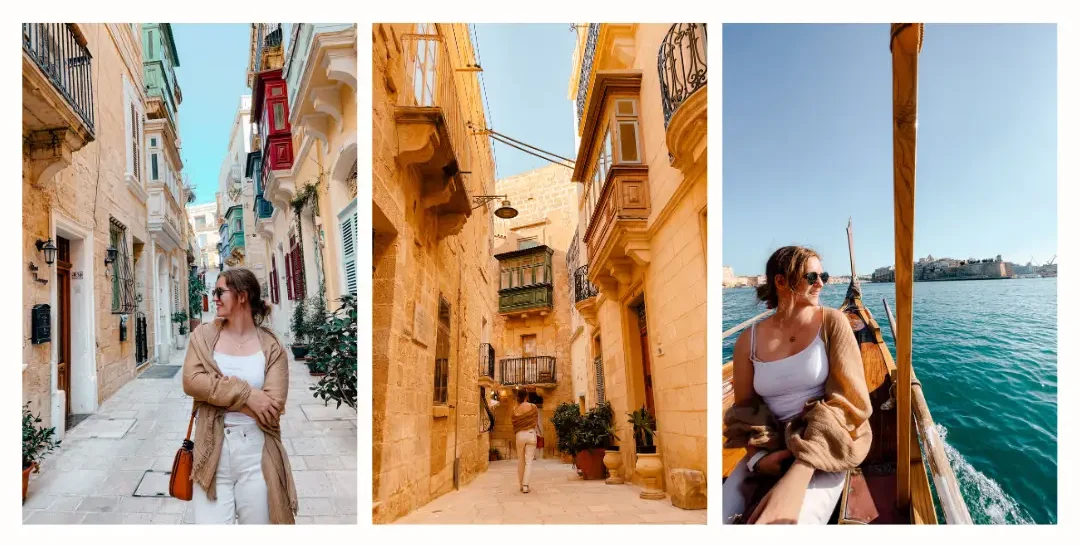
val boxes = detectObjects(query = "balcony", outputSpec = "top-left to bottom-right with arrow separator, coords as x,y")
229,230 -> 246,252
395,31 -> 472,240
574,263 -> 599,326
478,342 -> 496,387
496,245 -> 554,317
658,23 -> 707,174
148,185 -> 184,251
500,356 -> 557,387
22,23 -> 96,187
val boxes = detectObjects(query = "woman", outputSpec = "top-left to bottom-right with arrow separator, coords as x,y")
182,268 -> 298,524
511,390 -> 543,493
722,246 -> 872,524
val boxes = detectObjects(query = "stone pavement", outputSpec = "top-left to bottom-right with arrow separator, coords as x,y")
394,459 -> 707,524
23,345 -> 357,524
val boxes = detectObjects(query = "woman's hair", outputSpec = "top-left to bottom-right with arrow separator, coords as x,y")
219,268 -> 271,327
756,246 -> 821,309
516,390 -> 527,403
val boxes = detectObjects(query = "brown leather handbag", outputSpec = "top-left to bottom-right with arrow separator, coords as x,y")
169,403 -> 197,501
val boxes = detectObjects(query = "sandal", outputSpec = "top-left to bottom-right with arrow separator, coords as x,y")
523,485 -> 531,493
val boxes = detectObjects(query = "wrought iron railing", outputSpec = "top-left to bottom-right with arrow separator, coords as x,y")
399,30 -> 472,173
575,23 -> 600,125
500,356 -> 557,386
479,387 -> 494,433
254,195 -> 273,219
22,23 -> 96,135
478,342 -> 495,380
254,23 -> 282,75
658,23 -> 707,127
574,264 -> 598,302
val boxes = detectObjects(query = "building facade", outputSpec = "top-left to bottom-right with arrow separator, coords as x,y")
22,23 -> 191,434
372,22 -> 499,523
568,23 -> 708,501
187,202 -> 220,321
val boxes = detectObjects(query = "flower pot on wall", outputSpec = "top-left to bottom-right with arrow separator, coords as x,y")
634,452 -> 666,500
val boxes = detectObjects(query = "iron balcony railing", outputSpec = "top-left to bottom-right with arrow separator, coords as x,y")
254,23 -> 282,75
22,23 -> 96,135
478,342 -> 495,380
254,194 -> 273,219
500,356 -> 557,386
575,23 -> 600,125
479,386 -> 494,433
574,264 -> 598,302
658,23 -> 708,127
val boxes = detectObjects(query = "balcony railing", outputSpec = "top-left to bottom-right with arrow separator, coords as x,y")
254,194 -> 273,219
574,264 -> 598,302
478,342 -> 495,380
23,23 -> 95,135
500,356 -> 557,386
575,23 -> 600,126
658,23 -> 707,127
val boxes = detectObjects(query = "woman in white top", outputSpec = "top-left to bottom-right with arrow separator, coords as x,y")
189,268 -> 289,524
722,246 -> 860,524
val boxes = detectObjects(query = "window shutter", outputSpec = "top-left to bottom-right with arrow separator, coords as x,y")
284,250 -> 294,301
131,104 -> 140,179
292,246 -> 306,299
271,255 -> 280,305
339,201 -> 357,296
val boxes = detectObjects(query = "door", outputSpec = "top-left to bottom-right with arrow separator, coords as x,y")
637,301 -> 655,414
56,238 -> 72,416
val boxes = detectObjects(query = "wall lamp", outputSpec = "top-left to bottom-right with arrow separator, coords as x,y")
105,245 -> 118,267
35,239 -> 57,266
472,195 -> 518,219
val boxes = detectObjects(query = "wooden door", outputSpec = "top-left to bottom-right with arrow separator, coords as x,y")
56,238 -> 72,416
637,301 -> 655,414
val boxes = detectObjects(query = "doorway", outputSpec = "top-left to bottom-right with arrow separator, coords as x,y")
56,237 -> 72,419
635,300 -> 655,415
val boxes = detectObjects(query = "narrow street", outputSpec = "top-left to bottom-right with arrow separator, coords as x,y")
22,346 -> 357,524
394,459 -> 706,524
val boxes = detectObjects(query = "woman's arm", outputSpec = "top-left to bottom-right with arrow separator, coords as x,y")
260,338 -> 290,421
182,334 -> 252,411
731,331 -> 759,457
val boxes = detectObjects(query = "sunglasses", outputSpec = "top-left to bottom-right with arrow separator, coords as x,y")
211,288 -> 232,299
803,272 -> 830,285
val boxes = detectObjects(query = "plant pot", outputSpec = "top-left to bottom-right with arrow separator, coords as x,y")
634,452 -> 666,500
574,448 -> 607,480
291,344 -> 310,361
603,447 -> 624,485
22,463 -> 36,502
307,362 -> 326,376
489,452 -> 499,462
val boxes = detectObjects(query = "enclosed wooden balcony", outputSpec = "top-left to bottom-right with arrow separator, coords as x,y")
659,23 -> 708,175
22,23 -> 96,187
496,245 -> 554,317
395,30 -> 472,240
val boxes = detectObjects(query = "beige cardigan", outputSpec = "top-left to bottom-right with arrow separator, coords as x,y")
723,307 -> 873,472
181,319 -> 299,523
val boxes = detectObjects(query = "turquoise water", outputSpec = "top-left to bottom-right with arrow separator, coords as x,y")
722,279 -> 1058,524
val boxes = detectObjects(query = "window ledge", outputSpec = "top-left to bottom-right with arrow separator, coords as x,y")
125,173 -> 148,204
432,405 -> 450,418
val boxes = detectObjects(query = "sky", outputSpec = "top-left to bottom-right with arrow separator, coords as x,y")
171,24 -> 291,206
472,24 -> 578,180
722,24 -> 1057,277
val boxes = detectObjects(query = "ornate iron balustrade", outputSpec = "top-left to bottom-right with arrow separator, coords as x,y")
500,356 -> 557,386
22,23 -> 95,135
574,264 -> 598,302
575,23 -> 600,125
479,387 -> 494,433
478,342 -> 495,380
658,23 -> 707,127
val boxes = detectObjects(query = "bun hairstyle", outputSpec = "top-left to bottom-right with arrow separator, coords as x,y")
516,390 -> 527,403
219,268 -> 272,327
756,246 -> 821,309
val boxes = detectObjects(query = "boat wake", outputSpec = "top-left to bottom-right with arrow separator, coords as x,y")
936,424 -> 1035,524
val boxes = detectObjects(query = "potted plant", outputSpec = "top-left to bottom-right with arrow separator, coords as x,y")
488,447 -> 500,462
551,402 -> 583,465
309,295 -> 358,410
571,403 -> 614,480
290,299 -> 310,360
304,294 -> 328,375
172,311 -> 188,350
23,403 -> 60,502
628,405 -> 665,499
592,402 -> 623,484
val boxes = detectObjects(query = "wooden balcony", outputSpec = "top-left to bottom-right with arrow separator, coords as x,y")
395,31 -> 472,240
22,23 -> 95,188
582,165 -> 652,293
499,356 -> 557,387
496,245 -> 554,317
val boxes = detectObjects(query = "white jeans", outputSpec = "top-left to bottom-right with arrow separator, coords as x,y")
721,453 -> 846,524
192,422 -> 270,524
515,430 -> 537,487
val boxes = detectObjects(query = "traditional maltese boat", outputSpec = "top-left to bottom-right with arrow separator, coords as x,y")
721,23 -> 972,524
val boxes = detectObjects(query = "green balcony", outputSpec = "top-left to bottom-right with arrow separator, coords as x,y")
496,245 -> 554,316
229,230 -> 246,250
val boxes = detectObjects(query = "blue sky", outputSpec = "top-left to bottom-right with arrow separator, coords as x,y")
472,24 -> 578,180
171,24 -> 291,205
723,24 -> 1057,277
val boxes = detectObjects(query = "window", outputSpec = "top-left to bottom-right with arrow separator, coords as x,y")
273,102 -> 285,131
150,137 -> 157,148
270,254 -> 281,304
338,199 -> 358,296
287,234 -> 305,300
433,297 -> 451,404
151,154 -> 159,181
198,234 -> 207,247
522,334 -> 537,358
518,237 -> 539,250
195,215 -> 207,229
110,219 -> 136,315
130,104 -> 140,179
148,31 -> 154,58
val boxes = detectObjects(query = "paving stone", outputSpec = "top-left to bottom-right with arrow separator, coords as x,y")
82,512 -> 127,524
76,495 -> 123,513
25,511 -> 86,524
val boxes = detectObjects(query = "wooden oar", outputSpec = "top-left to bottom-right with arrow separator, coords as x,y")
883,299 -> 973,524
890,22 -> 923,512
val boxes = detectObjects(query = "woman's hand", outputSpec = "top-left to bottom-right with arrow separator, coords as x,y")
748,460 -> 815,524
245,389 -> 282,428
755,449 -> 793,476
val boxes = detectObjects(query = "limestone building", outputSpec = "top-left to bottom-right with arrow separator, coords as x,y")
568,23 -> 708,500
187,202 -> 220,321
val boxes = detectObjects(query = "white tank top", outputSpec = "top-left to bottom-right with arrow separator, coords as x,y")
750,322 -> 828,422
214,351 -> 266,426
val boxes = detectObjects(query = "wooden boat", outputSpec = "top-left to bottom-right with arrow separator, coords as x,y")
720,23 -> 973,524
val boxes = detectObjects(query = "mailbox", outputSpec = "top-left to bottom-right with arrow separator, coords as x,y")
31,304 -> 50,345
119,315 -> 128,342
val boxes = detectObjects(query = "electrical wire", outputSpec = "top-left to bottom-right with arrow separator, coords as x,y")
487,132 -> 573,169
483,127 -> 575,164
470,23 -> 500,182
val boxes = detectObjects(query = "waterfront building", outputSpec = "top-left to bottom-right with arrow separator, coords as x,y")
722,266 -> 735,287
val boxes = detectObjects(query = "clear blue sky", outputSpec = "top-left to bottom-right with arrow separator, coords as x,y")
723,24 -> 1057,277
171,24 -> 291,205
473,24 -> 578,180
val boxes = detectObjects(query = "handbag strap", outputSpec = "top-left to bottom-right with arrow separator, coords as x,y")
184,401 -> 197,442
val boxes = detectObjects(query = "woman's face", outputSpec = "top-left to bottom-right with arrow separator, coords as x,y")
792,256 -> 825,306
213,277 -> 241,318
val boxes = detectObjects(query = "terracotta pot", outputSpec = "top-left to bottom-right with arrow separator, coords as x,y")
603,447 -> 624,484
634,452 -> 666,500
574,448 -> 607,480
22,463 -> 36,502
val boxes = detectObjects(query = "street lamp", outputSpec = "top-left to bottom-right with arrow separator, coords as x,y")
472,195 -> 518,219
35,239 -> 57,266
105,245 -> 119,267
